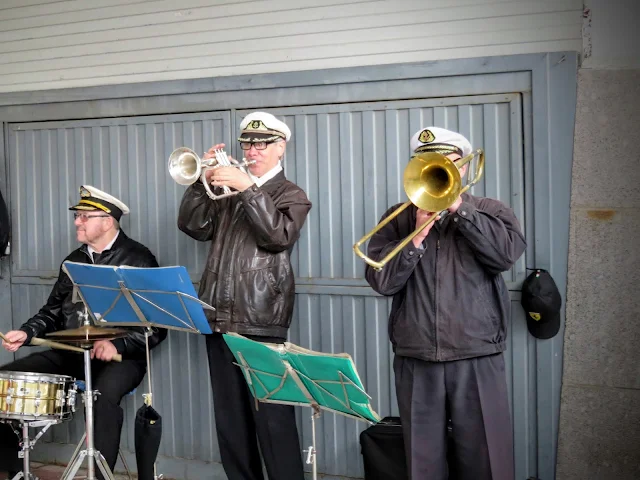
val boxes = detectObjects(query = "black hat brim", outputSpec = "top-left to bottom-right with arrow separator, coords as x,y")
526,312 -> 561,340
238,132 -> 284,142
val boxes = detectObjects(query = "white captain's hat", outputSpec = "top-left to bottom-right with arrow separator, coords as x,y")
238,112 -> 291,143
69,185 -> 130,221
410,126 -> 472,158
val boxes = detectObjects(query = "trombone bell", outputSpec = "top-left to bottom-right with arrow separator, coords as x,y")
404,153 -> 463,213
353,149 -> 484,270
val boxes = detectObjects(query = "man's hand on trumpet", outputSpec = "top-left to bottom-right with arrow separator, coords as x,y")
1,330 -> 27,352
208,166 -> 253,192
202,143 -> 226,162
202,144 -> 254,193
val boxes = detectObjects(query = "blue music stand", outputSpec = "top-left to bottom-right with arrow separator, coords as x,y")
61,262 -> 213,334
61,261 -> 213,480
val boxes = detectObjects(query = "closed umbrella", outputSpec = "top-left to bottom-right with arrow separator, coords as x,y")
134,403 -> 162,480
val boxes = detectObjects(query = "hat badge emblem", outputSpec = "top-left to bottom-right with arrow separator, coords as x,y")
80,187 -> 91,197
528,312 -> 541,321
418,129 -> 435,143
250,120 -> 262,129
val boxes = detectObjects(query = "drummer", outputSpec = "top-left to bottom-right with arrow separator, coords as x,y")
0,186 -> 167,479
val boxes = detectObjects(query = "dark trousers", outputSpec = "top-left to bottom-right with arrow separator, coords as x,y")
206,333 -> 304,480
394,353 -> 514,480
0,349 -> 146,477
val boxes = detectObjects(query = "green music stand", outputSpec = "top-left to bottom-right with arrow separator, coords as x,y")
222,333 -> 380,480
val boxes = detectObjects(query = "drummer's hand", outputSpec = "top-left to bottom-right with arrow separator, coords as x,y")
2,330 -> 27,352
91,340 -> 118,362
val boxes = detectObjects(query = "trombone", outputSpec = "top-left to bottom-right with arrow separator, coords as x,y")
168,147 -> 256,200
353,149 -> 485,271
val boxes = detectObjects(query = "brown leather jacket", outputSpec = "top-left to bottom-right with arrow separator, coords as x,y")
177,172 -> 311,338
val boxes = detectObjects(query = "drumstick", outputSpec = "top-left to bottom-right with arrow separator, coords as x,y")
0,332 -> 122,363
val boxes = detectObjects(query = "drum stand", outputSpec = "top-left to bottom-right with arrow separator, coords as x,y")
60,348 -> 115,480
5,418 -> 59,480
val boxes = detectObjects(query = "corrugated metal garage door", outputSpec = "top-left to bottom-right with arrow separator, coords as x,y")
7,92 -> 542,479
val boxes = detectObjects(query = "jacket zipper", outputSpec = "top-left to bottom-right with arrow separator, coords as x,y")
225,200 -> 244,323
434,239 -> 440,361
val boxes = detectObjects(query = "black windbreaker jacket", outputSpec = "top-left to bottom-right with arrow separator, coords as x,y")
365,193 -> 526,362
19,231 -> 167,359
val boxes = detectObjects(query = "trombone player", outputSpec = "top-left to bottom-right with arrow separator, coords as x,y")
364,127 -> 526,480
177,112 -> 311,480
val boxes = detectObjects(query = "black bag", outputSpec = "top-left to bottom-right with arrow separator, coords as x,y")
360,416 -> 408,480
0,188 -> 9,256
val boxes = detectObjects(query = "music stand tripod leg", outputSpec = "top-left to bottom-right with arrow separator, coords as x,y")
144,328 -> 160,480
61,432 -> 85,478
305,406 -> 320,480
95,452 -> 117,480
64,449 -> 88,480
61,349 -> 116,480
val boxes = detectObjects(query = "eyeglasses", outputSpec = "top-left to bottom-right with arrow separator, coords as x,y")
239,141 -> 272,151
73,213 -> 110,222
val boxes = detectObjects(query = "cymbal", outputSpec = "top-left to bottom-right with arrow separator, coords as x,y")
46,325 -> 128,343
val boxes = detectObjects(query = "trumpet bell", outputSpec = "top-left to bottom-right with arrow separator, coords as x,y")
168,147 -> 201,185
403,152 -> 462,213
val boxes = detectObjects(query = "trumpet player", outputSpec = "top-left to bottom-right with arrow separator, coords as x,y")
177,112 -> 311,480
365,127 -> 526,480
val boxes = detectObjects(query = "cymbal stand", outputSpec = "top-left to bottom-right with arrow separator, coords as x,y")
60,346 -> 115,480
4,418 -> 59,480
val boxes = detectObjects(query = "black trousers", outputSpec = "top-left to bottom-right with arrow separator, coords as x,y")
206,333 -> 304,480
0,349 -> 146,477
394,353 -> 514,480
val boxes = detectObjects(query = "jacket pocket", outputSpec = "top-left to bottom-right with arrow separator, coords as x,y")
388,294 -> 407,346
199,255 -> 220,312
237,259 -> 289,327
198,270 -> 218,314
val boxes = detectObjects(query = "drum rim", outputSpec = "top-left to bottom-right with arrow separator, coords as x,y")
0,371 -> 75,383
0,410 -> 69,422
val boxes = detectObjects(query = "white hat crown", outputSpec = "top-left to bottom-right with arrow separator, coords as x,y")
239,112 -> 291,141
70,185 -> 129,220
410,126 -> 472,157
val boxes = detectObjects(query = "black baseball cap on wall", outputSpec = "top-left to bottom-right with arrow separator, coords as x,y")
521,269 -> 562,339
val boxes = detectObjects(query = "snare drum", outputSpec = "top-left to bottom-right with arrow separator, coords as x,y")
0,371 -> 77,422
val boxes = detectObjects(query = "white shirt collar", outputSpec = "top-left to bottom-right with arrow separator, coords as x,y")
248,161 -> 283,187
88,230 -> 120,261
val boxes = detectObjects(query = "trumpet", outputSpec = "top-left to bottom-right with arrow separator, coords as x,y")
353,149 -> 485,271
168,147 -> 256,200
